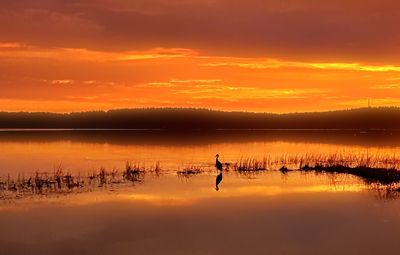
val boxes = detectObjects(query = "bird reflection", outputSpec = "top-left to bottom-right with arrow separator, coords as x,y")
215,154 -> 223,191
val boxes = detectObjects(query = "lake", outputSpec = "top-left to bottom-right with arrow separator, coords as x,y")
1,130 -> 400,255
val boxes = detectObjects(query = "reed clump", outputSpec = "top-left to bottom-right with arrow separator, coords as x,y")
123,162 -> 145,183
299,164 -> 400,185
0,170 -> 85,195
232,153 -> 400,187
286,153 -> 400,185
0,161 -> 163,199
177,165 -> 202,178
233,158 -> 267,172
277,153 -> 400,171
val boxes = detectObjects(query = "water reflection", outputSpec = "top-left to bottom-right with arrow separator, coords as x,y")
0,130 -> 399,201
1,167 -> 400,255
2,190 -> 400,255
1,129 -> 399,146
1,131 -> 400,254
0,171 -> 368,207
2,130 -> 400,175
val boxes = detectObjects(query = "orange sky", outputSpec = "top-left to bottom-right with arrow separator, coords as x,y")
1,0 -> 400,113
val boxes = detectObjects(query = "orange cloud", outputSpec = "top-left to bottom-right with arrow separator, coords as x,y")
0,44 -> 197,63
0,42 -> 24,48
203,59 -> 400,72
0,43 -> 399,113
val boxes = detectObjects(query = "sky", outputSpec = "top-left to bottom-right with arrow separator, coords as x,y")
1,0 -> 400,113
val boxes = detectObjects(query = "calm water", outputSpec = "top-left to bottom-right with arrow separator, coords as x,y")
1,130 -> 400,255
1,130 -> 400,174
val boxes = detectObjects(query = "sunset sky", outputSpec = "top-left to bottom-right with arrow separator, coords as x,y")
1,0 -> 400,113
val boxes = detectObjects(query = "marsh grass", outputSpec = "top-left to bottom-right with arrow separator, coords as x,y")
232,153 -> 400,188
0,161 -> 163,199
285,154 -> 400,186
3,153 -> 400,199
233,158 -> 267,172
177,165 -> 202,178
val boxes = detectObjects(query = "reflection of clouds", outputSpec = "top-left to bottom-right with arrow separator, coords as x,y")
117,184 -> 363,205
0,180 -> 364,211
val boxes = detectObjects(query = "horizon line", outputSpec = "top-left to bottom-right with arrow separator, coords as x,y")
0,106 -> 397,115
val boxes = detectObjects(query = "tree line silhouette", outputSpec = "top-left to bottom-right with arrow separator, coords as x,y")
1,107 -> 400,130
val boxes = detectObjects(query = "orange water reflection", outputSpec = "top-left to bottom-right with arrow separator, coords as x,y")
0,130 -> 400,175
0,171 -> 365,211
0,170 -> 399,255
1,132 -> 399,255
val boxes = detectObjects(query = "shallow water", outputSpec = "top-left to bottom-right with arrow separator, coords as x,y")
1,130 -> 400,254
0,130 -> 399,174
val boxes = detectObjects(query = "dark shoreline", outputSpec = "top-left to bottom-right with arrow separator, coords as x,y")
299,165 -> 400,186
2,107 -> 400,130
0,129 -> 399,147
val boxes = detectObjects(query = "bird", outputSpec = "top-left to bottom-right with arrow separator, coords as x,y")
215,154 -> 223,171
215,171 -> 223,191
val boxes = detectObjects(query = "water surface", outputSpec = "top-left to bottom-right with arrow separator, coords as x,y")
0,130 -> 399,174
1,130 -> 400,255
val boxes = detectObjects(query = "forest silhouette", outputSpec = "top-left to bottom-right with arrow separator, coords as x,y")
1,107 -> 400,130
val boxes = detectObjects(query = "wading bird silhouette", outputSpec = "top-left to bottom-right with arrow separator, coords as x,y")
215,171 -> 223,191
216,154 -> 223,171
215,154 -> 223,191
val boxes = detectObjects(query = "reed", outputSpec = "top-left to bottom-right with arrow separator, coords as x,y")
276,153 -> 400,170
299,164 -> 400,185
231,153 -> 400,186
281,153 -> 400,185
233,157 -> 267,172
3,153 -> 400,199
0,161 -> 165,198
123,161 -> 145,183
177,165 -> 202,178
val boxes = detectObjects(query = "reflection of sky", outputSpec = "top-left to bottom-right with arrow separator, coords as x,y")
0,171 -> 399,255
0,172 -> 365,210
1,131 -> 400,174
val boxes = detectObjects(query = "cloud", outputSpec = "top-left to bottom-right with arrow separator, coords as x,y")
0,44 -> 197,63
1,0 -> 400,62
203,59 -> 400,72
0,42 -> 24,48
169,79 -> 221,84
139,79 -> 222,88
51,79 -> 74,85
171,82 -> 326,100
140,82 -> 179,88
369,83 -> 400,89
334,98 -> 400,108
117,48 -> 198,61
